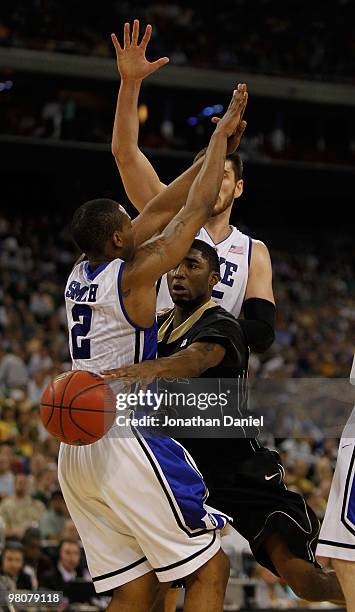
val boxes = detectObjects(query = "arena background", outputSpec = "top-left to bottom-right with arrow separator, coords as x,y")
0,1 -> 354,610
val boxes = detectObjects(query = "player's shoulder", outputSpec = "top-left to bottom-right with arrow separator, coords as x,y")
199,304 -> 239,328
250,239 -> 271,265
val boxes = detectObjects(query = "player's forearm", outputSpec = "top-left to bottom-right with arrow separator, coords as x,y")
146,352 -> 206,378
112,79 -> 141,161
112,79 -> 166,210
185,131 -> 227,214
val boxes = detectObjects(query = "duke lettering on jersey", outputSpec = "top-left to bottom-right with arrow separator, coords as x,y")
212,257 -> 239,300
157,226 -> 252,319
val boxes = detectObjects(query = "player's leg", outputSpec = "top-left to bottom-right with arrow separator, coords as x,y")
108,571 -> 160,612
152,549 -> 230,612
183,548 -> 230,612
331,559 -> 355,612
263,532 -> 344,603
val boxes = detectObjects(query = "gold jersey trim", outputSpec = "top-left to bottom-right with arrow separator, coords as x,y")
158,299 -> 218,344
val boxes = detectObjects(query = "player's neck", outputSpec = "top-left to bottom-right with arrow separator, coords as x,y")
204,212 -> 233,244
87,256 -> 111,271
172,298 -> 209,328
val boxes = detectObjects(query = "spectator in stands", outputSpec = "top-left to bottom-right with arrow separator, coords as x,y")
22,527 -> 53,588
0,474 -> 46,538
284,458 -> 315,496
28,453 -> 48,493
0,347 -> 28,393
39,490 -> 68,541
32,468 -> 57,508
0,542 -> 32,590
0,399 -> 17,443
0,451 -> 14,500
60,519 -> 79,542
40,539 -> 89,590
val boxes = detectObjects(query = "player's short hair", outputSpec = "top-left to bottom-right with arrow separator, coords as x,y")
193,149 -> 243,180
190,239 -> 220,275
71,198 -> 125,256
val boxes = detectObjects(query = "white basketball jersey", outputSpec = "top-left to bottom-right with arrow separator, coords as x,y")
65,259 -> 157,373
157,226 -> 252,319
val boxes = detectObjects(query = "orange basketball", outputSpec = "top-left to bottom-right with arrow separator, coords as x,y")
40,370 -> 116,445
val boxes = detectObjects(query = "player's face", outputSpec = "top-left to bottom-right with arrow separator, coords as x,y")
211,160 -> 243,217
168,248 -> 218,306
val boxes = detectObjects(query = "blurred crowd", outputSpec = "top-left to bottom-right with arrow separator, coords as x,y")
1,77 -> 354,169
1,0 -> 355,83
0,211 -> 353,609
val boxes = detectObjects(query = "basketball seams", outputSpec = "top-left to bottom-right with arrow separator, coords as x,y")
59,371 -> 77,443
40,402 -> 116,413
40,371 -> 115,445
43,380 -> 55,428
67,381 -> 105,407
68,380 -> 110,441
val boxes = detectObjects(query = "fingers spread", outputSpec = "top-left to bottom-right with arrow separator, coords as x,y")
140,23 -> 152,50
123,22 -> 130,49
111,33 -> 122,54
150,56 -> 170,70
131,18 -> 139,46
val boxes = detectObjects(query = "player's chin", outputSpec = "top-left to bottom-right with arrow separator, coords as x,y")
171,293 -> 191,305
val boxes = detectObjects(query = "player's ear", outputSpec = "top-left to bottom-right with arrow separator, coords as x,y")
209,271 -> 220,289
234,179 -> 243,199
112,230 -> 123,248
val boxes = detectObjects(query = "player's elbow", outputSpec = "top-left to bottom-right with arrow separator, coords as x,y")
240,298 -> 276,353
111,144 -> 137,167
252,327 -> 275,353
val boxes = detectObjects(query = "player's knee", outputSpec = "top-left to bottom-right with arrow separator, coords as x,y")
188,549 -> 230,589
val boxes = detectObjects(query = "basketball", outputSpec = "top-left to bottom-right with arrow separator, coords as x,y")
40,370 -> 116,445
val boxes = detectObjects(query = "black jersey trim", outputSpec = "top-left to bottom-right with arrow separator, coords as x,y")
341,447 -> 355,535
131,426 -> 213,539
92,556 -> 147,582
154,532 -> 217,572
317,539 -> 355,550
134,330 -> 141,364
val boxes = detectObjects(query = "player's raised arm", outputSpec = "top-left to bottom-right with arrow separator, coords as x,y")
111,20 -> 247,222
121,89 -> 248,327
131,86 -> 248,247
111,20 -> 168,209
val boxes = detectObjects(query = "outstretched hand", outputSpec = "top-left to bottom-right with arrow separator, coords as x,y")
111,19 -> 169,81
212,83 -> 248,153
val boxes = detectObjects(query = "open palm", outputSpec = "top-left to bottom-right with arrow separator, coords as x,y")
112,19 -> 169,81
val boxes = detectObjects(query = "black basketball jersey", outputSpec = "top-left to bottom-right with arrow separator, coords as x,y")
158,300 -> 249,377
157,300 -> 260,463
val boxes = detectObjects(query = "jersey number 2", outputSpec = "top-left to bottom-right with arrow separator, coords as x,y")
71,304 -> 92,359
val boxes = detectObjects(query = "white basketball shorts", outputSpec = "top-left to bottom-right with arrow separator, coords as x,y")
58,425 -> 230,592
316,436 -> 355,562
